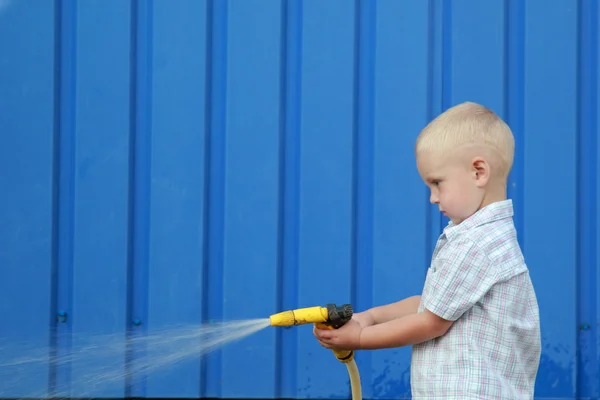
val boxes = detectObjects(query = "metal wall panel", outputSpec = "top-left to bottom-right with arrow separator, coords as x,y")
0,0 -> 598,399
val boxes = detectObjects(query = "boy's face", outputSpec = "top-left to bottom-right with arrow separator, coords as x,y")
416,151 -> 485,225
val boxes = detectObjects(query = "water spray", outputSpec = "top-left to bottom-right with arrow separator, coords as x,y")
270,304 -> 362,400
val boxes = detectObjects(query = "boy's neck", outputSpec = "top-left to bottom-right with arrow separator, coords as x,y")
479,184 -> 507,210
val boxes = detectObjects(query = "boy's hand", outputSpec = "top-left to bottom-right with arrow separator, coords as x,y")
312,319 -> 363,351
352,311 -> 375,328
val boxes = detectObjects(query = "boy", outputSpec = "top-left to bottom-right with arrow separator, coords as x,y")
314,102 -> 541,399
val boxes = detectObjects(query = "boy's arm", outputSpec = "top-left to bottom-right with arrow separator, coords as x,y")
359,308 -> 453,349
359,295 -> 421,325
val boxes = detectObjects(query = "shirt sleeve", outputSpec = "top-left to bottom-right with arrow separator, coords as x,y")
423,238 -> 497,321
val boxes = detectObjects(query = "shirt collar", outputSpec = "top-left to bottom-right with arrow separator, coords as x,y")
443,199 -> 514,240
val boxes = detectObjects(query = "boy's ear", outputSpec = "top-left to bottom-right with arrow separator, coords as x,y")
471,157 -> 490,187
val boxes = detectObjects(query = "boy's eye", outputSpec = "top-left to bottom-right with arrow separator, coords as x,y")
431,180 -> 440,186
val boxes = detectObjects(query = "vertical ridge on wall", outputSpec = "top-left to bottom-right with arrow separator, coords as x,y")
68,1 -> 132,397
127,0 -> 151,397
352,0 -> 375,397
124,0 -> 138,394
296,1 -> 356,396
506,0 -> 525,248
200,0 -> 213,395
274,1 -> 287,398
576,0 -> 599,397
597,0 -> 600,391
51,0 -> 76,396
523,2 -> 578,397
277,0 -> 301,398
371,1 -> 431,397
441,0 -> 452,110
49,0 -> 61,393
0,1 -> 56,398
448,0 -> 506,140
427,0 -> 444,255
144,0 -> 209,397
219,0 -> 281,397
204,0 -> 227,396
352,0 -> 376,320
597,0 -> 600,387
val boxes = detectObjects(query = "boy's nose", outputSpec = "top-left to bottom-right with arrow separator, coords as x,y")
430,192 -> 439,204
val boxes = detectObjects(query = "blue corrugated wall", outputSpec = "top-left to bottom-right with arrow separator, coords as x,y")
0,0 -> 598,399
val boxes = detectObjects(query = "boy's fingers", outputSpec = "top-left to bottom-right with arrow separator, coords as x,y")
317,331 -> 333,341
313,326 -> 333,340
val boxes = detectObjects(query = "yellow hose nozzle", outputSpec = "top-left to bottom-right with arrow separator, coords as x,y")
269,306 -> 329,327
269,304 -> 353,328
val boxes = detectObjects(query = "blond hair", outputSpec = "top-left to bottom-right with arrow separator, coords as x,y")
415,102 -> 515,180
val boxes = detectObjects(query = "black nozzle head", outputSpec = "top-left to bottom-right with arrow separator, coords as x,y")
326,304 -> 353,329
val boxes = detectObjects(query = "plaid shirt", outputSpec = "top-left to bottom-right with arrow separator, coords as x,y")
411,200 -> 541,399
